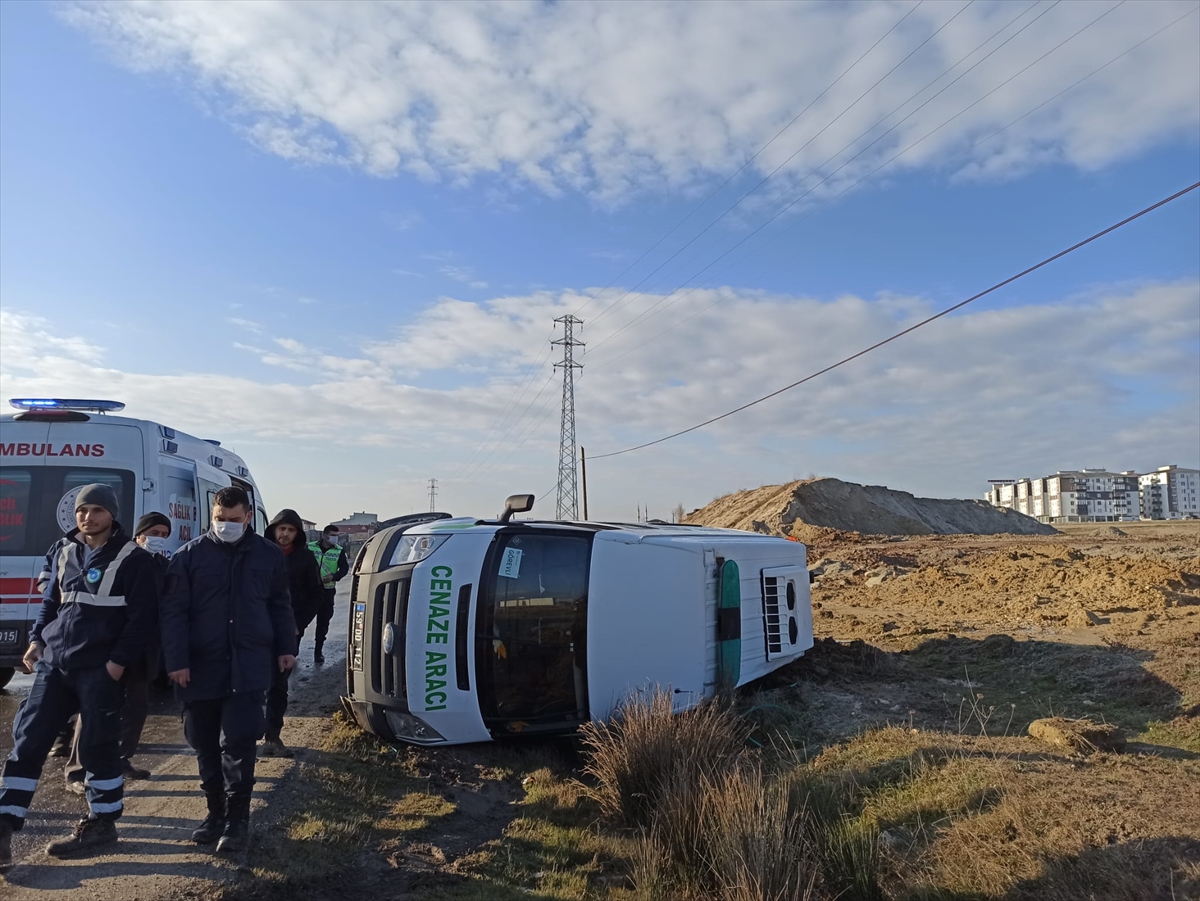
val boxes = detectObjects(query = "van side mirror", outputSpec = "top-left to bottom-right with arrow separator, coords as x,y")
498,494 -> 535,523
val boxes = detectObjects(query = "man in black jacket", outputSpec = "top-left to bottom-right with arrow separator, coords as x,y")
260,509 -> 324,758
161,486 -> 295,855
0,484 -> 159,866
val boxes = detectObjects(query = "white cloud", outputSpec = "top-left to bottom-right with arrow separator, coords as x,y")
227,317 -> 263,332
439,265 -> 488,289
4,279 -> 1197,519
61,1 -> 1200,202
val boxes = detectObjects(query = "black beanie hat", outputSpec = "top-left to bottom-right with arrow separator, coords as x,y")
135,511 -> 171,538
75,483 -> 119,520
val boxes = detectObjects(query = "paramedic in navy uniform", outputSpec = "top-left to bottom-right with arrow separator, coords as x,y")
161,486 -> 296,854
0,483 -> 159,866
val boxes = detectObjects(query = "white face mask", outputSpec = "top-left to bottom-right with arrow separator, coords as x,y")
142,536 -> 171,556
213,520 -> 246,543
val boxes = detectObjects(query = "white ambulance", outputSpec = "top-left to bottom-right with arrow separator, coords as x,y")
0,398 -> 268,687
342,494 -> 815,746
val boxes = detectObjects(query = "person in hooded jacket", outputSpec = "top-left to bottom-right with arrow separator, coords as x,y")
0,484 -> 159,866
160,486 -> 295,855
260,509 -> 324,758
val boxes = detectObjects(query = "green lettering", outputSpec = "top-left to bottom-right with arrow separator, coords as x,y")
430,591 -> 452,605
427,664 -> 447,678
427,632 -> 448,644
425,678 -> 446,693
425,651 -> 447,664
429,605 -> 450,618
430,579 -> 452,591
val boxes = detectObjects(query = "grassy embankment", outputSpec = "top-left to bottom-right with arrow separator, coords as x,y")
222,632 -> 1200,901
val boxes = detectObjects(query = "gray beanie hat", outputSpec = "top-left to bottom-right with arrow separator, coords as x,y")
75,483 -> 120,520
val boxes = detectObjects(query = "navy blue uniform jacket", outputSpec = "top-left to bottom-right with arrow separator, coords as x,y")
161,528 -> 294,701
32,524 -> 160,670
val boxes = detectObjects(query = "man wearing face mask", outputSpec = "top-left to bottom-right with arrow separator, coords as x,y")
161,487 -> 295,855
260,509 -> 324,758
0,484 -> 159,866
64,512 -> 172,793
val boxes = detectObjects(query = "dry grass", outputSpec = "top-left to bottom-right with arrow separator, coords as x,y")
579,690 -> 749,828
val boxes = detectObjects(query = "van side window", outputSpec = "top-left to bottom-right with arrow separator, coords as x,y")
163,467 -> 198,545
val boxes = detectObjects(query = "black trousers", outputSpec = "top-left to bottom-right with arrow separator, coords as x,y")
314,588 -> 336,647
264,667 -> 291,739
182,691 -> 265,800
0,662 -> 125,829
65,674 -> 151,782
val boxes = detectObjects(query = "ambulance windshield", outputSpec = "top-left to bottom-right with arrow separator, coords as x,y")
476,532 -> 590,733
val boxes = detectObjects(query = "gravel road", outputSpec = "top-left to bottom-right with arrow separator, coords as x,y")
0,581 -> 350,898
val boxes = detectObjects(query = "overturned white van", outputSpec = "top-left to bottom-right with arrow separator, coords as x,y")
342,495 -> 815,746
0,399 -> 267,687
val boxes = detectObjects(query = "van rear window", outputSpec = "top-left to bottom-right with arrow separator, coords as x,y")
0,467 -> 135,557
0,470 -> 33,551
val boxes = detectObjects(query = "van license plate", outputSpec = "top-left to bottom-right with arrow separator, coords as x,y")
0,629 -> 18,645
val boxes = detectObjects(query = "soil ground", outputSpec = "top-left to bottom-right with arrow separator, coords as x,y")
3,522 -> 1198,900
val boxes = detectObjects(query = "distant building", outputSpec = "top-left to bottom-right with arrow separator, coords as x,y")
1138,465 -> 1200,520
329,511 -> 379,537
985,469 -> 1140,523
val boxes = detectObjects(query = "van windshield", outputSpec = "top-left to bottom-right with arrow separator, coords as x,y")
476,532 -> 590,733
0,467 -> 136,557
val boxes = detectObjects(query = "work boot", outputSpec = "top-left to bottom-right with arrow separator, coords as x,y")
0,818 -> 13,868
259,735 -> 294,758
65,778 -> 85,796
121,758 -> 152,780
191,793 -> 226,844
45,816 -> 118,858
216,796 -> 250,854
313,642 -> 325,665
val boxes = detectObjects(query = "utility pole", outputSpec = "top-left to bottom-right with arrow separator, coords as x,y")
428,478 -> 438,513
553,314 -> 584,520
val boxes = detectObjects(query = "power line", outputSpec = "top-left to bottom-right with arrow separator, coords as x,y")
590,182 -> 1200,460
587,0 -> 1123,361
586,0 -> 978,332
567,0 -> 927,324
588,0 -> 1185,375
459,368 -> 557,482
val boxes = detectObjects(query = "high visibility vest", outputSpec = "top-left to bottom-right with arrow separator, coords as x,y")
309,542 -> 342,584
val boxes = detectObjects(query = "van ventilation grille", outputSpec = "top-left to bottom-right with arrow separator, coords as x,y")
762,575 -> 784,658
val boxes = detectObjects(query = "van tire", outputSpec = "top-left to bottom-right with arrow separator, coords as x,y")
0,668 -> 14,690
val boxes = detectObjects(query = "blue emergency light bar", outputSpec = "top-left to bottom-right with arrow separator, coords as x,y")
10,398 -> 126,413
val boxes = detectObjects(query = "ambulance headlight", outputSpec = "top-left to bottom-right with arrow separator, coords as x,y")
390,534 -> 449,566
384,711 -> 446,744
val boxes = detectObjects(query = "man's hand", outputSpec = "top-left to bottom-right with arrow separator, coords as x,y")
21,641 -> 44,673
278,654 -> 297,673
105,661 -> 126,681
168,668 -> 191,688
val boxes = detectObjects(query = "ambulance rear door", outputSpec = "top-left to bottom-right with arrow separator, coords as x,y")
0,418 -> 50,669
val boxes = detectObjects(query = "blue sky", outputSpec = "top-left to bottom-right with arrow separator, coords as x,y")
2,1 -> 1198,525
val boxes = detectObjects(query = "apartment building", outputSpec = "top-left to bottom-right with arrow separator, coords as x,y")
985,469 -> 1141,523
1138,465 -> 1200,520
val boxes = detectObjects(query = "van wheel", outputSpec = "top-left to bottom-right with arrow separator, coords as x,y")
0,667 -> 14,690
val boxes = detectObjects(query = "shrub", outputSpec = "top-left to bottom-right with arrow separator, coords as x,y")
580,690 -> 749,829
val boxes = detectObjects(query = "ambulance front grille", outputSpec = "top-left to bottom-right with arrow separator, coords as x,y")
762,575 -> 783,658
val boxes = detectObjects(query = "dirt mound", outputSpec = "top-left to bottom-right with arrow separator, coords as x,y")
687,478 -> 1056,537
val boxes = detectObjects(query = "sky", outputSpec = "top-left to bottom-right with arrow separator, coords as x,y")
1,0 -> 1198,526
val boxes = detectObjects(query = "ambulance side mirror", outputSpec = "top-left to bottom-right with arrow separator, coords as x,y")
498,494 -> 535,523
